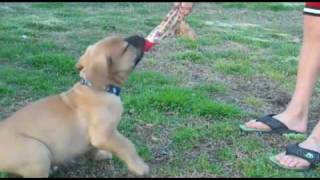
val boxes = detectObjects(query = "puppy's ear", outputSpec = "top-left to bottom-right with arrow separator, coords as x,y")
85,60 -> 108,90
109,40 -> 129,59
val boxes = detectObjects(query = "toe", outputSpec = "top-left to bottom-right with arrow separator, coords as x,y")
275,152 -> 286,161
295,160 -> 310,169
249,121 -> 270,130
288,158 -> 298,168
245,120 -> 255,126
293,156 -> 311,168
278,154 -> 311,169
280,155 -> 291,165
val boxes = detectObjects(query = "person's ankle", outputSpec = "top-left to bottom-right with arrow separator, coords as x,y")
308,135 -> 320,144
275,107 -> 308,132
302,136 -> 320,151
283,105 -> 308,122
285,99 -> 309,116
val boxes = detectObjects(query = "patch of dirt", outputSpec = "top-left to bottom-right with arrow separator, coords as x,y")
51,156 -> 129,178
230,75 -> 291,106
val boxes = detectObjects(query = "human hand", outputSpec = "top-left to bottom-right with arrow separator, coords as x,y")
174,2 -> 193,16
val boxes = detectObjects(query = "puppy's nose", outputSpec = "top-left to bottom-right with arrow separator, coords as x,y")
124,35 -> 145,53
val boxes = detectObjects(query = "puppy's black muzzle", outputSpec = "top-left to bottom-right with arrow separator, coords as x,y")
124,35 -> 145,67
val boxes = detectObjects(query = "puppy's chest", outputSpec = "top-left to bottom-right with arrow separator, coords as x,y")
107,102 -> 123,118
51,121 -> 90,163
97,96 -> 124,120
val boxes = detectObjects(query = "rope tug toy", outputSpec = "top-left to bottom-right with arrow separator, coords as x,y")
143,2 -> 195,52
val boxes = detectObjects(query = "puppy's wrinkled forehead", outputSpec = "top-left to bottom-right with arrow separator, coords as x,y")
84,36 -> 133,61
96,36 -> 127,52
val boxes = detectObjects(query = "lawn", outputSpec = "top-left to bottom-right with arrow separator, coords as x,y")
1,2 -> 320,178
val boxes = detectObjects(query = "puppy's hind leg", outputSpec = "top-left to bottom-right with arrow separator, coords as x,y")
0,135 -> 52,178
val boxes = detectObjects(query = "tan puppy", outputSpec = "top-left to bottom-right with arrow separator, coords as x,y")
0,35 -> 149,177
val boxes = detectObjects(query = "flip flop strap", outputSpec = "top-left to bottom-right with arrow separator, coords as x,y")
286,143 -> 320,166
255,114 -> 288,131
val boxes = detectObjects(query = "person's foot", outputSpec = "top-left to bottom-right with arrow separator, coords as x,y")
274,136 -> 320,169
244,111 -> 308,133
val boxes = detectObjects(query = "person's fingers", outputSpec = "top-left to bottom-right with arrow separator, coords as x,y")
173,2 -> 181,7
174,2 -> 181,8
180,2 -> 193,16
181,2 -> 193,9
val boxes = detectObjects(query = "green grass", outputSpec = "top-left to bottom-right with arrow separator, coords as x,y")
235,136 -> 263,153
209,121 -> 239,140
137,144 -> 153,161
0,2 -> 315,178
197,33 -> 225,47
236,156 -> 305,177
0,173 -> 7,178
221,3 -> 303,11
194,153 -> 224,175
31,2 -> 65,9
193,83 -> 228,95
214,60 -> 253,76
172,127 -> 202,150
126,71 -> 178,91
176,37 -> 199,50
147,86 -> 242,118
170,50 -> 206,63
243,96 -> 264,108
222,30 -> 272,49
216,146 -> 235,161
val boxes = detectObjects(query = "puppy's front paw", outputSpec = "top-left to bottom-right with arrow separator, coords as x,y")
129,158 -> 149,176
93,150 -> 113,161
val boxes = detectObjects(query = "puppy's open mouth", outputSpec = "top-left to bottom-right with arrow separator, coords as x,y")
124,35 -> 145,67
133,52 -> 144,66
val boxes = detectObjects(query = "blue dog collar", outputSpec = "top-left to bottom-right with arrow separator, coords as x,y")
106,85 -> 121,96
80,77 -> 121,96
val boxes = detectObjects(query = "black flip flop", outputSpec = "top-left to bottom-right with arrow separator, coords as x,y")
269,143 -> 320,170
239,114 -> 305,135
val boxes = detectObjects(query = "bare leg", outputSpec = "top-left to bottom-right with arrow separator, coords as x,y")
245,15 -> 320,133
269,14 -> 320,169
